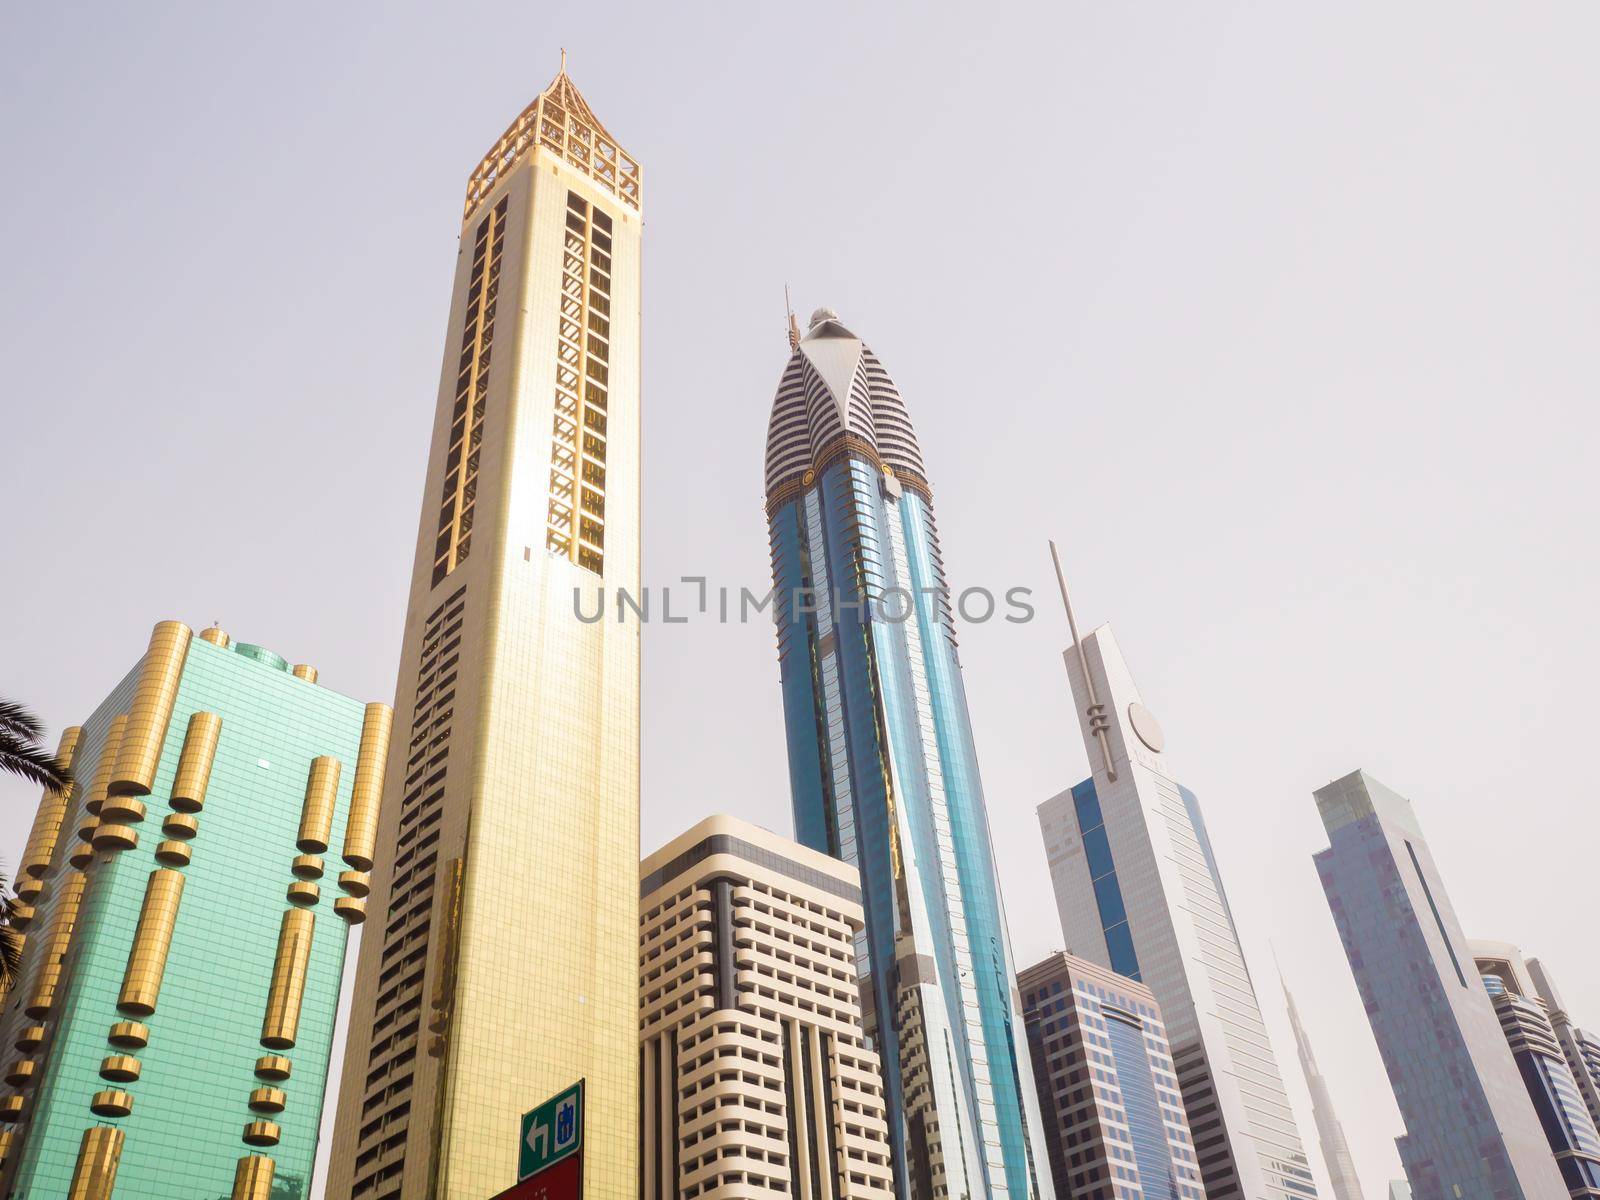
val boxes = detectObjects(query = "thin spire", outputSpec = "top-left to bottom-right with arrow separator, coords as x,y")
560,46 -> 568,73
785,285 -> 801,350
1049,540 -> 1116,782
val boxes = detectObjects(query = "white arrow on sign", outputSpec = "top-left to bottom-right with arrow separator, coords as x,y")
527,1118 -> 549,1158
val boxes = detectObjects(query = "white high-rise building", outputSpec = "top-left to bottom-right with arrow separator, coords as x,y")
1036,550 -> 1318,1200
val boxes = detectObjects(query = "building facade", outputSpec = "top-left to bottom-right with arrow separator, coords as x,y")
1017,952 -> 1204,1200
639,815 -> 895,1199
0,620 -> 389,1199
1281,970 -> 1365,1200
1471,943 -> 1600,1199
324,63 -> 642,1200
1312,770 -> 1566,1200
1529,960 -> 1600,1138
1038,614 -> 1317,1200
764,308 -> 1052,1200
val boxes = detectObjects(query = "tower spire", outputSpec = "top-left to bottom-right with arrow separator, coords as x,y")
1049,540 -> 1116,781
784,285 -> 801,350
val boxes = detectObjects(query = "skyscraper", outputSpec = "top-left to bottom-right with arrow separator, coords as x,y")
1529,959 -> 1600,1135
0,620 -> 389,1200
1036,562 -> 1318,1200
325,62 -> 642,1200
1312,770 -> 1565,1200
1280,969 -> 1366,1200
1470,942 -> 1600,1199
1018,951 -> 1205,1200
639,814 -> 896,1199
764,308 -> 1052,1199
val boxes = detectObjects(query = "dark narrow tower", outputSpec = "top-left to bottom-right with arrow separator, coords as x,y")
764,307 -> 1052,1200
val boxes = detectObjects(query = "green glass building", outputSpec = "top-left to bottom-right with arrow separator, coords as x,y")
0,620 -> 392,1199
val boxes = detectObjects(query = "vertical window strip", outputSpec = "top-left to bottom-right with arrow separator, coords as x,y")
545,190 -> 609,573
433,196 -> 508,587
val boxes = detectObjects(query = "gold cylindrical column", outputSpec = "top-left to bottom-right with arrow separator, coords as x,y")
85,716 -> 129,816
295,758 -> 340,854
19,726 -> 82,882
254,1055 -> 291,1080
91,823 -> 138,852
260,908 -> 314,1049
99,1055 -> 141,1082
291,664 -> 318,684
155,840 -> 191,866
14,1027 -> 45,1052
333,896 -> 367,924
26,871 -> 87,1018
242,1120 -> 280,1147
290,855 -> 323,880
198,626 -> 231,648
109,620 -> 192,797
66,1125 -> 124,1200
341,703 -> 392,870
90,1090 -> 132,1117
117,869 -> 186,1015
286,882 -> 320,907
162,813 -> 198,840
337,870 -> 371,897
248,1086 -> 285,1113
108,1022 -> 149,1048
231,1154 -> 275,1200
170,712 -> 222,813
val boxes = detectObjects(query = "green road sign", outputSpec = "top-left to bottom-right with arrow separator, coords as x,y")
519,1080 -> 584,1181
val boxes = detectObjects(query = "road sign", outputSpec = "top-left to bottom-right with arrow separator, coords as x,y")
519,1080 -> 584,1182
491,1151 -> 581,1199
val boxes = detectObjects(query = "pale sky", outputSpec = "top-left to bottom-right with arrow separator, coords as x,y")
5,4 -> 1599,1198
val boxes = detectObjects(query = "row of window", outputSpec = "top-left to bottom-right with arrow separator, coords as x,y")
432,197 -> 509,588
544,190 -> 613,575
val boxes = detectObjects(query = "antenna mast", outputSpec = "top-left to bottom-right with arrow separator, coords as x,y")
784,284 -> 801,350
1049,540 -> 1116,782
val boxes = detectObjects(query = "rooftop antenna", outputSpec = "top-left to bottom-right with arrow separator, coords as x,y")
560,47 -> 568,73
784,284 -> 801,350
1049,540 -> 1116,782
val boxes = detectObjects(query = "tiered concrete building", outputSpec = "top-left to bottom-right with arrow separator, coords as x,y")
325,60 -> 642,1200
1018,952 -> 1204,1200
639,815 -> 895,1199
0,620 -> 388,1200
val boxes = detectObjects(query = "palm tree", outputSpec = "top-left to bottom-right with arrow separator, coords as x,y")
0,698 -> 72,993
0,699 -> 71,793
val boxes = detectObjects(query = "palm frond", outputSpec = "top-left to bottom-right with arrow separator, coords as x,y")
0,700 -> 45,743
0,732 -> 72,793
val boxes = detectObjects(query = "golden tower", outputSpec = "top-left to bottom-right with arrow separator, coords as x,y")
325,63 -> 641,1200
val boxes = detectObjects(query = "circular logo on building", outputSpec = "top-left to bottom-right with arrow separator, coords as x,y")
1128,702 -> 1165,753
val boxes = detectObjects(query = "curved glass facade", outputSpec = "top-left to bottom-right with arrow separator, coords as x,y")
766,313 -> 1048,1200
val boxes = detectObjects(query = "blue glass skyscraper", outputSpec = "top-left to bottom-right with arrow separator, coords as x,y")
764,307 -> 1052,1200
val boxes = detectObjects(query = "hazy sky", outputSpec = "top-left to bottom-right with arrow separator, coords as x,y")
5,4 -> 1599,1197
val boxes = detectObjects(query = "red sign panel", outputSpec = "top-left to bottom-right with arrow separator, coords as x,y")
490,1151 -> 582,1200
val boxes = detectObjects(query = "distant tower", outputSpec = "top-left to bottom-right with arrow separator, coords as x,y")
1281,967 -> 1367,1200
764,308 -> 1053,1199
1018,952 -> 1206,1199
1469,942 -> 1600,1199
1036,550 -> 1319,1200
1313,770 -> 1566,1200
639,815 -> 896,1198
0,621 -> 389,1199
325,60 -> 643,1200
